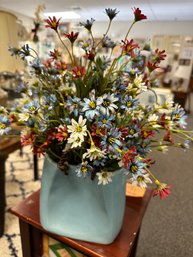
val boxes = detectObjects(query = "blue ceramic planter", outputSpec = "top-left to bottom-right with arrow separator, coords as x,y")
40,156 -> 127,244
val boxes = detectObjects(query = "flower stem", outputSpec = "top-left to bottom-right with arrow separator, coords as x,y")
56,31 -> 74,64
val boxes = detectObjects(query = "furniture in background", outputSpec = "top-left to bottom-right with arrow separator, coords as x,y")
0,138 -> 39,237
11,189 -> 152,257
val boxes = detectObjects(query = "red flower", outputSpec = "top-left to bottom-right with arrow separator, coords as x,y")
122,147 -> 137,169
141,129 -> 154,139
55,126 -> 68,142
64,31 -> 79,43
146,61 -> 159,72
45,16 -> 61,31
119,127 -> 128,139
133,7 -> 147,22
159,114 -> 168,129
121,39 -> 138,55
84,50 -> 95,61
153,181 -> 171,199
164,130 -> 173,143
143,158 -> 155,167
72,66 -> 86,79
43,59 -> 52,69
90,125 -> 105,147
21,132 -> 36,146
49,49 -> 62,60
153,49 -> 166,63
55,61 -> 68,72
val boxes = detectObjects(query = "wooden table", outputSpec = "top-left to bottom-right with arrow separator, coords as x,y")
0,137 -> 39,237
11,189 -> 152,257
0,137 -> 22,236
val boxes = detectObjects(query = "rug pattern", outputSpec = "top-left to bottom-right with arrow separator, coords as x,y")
0,147 -> 43,257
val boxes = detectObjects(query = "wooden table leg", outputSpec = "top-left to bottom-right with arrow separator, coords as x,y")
33,154 -> 39,181
19,220 -> 42,257
0,155 -> 7,237
128,228 -> 141,257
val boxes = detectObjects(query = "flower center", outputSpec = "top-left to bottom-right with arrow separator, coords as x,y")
174,114 -> 180,120
81,166 -> 87,173
137,176 -> 143,182
127,101 -> 132,107
29,106 -> 36,112
102,172 -> 108,178
108,136 -> 115,144
89,101 -> 96,109
102,118 -> 107,124
0,123 -> 6,129
130,164 -> 138,173
129,128 -> 135,135
76,125 -> 82,132
103,100 -> 110,107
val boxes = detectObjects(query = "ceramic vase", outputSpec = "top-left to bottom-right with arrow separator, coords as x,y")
40,155 -> 127,244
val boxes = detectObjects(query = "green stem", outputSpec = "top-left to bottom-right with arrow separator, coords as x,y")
47,148 -> 61,160
95,20 -> 112,49
145,166 -> 158,182
124,21 -> 135,42
71,42 -> 76,65
56,31 -> 73,64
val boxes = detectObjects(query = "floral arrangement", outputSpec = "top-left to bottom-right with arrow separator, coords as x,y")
1,7 -> 193,199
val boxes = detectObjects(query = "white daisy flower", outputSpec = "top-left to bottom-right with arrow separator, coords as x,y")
157,143 -> 168,153
99,93 -> 118,116
67,135 -> 83,148
67,115 -> 87,141
18,113 -> 30,122
129,74 -> 146,92
130,173 -> 152,188
82,144 -> 105,161
96,171 -> 114,185
147,113 -> 161,128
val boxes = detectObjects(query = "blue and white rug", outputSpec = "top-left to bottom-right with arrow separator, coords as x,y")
0,147 -> 43,257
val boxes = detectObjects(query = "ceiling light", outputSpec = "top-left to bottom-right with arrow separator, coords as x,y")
44,11 -> 80,20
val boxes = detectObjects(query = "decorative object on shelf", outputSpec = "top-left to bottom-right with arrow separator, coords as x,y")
31,4 -> 45,43
1,7 -> 193,243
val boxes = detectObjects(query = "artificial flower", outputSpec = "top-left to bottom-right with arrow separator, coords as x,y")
96,171 -> 113,185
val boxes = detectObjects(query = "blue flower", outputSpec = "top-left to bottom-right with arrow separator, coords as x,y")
41,94 -> 57,110
102,36 -> 116,49
127,124 -> 141,138
171,104 -> 187,129
101,128 -> 122,154
98,114 -> 115,128
93,155 -> 107,166
76,162 -> 93,177
66,96 -> 82,117
24,99 -> 39,114
121,95 -> 139,111
99,93 -> 118,116
136,139 -> 151,156
112,79 -> 126,99
0,116 -> 11,135
126,157 -> 146,175
82,94 -> 102,120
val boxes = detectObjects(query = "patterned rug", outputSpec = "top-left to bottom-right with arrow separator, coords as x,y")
0,147 -> 43,257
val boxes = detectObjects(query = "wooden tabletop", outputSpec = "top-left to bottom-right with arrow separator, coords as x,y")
11,189 -> 152,257
0,137 -> 21,155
